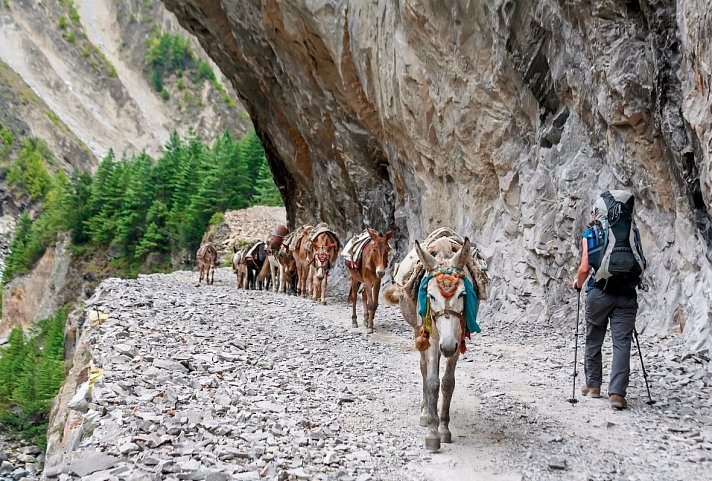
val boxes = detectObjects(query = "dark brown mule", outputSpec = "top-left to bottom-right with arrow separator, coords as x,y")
310,230 -> 341,304
346,228 -> 396,333
196,243 -> 218,285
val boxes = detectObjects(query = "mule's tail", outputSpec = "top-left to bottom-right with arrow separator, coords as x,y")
257,260 -> 271,282
383,284 -> 401,305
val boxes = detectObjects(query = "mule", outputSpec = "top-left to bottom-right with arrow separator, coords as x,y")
291,225 -> 315,297
385,235 -> 474,451
231,248 -> 247,289
257,251 -> 281,292
196,243 -> 218,285
309,229 -> 341,304
263,225 -> 289,292
344,228 -> 395,333
276,243 -> 297,294
245,241 -> 267,290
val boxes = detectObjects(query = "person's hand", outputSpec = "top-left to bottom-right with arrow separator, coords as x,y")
572,278 -> 581,291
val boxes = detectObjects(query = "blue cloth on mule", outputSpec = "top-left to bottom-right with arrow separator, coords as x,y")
417,267 -> 480,334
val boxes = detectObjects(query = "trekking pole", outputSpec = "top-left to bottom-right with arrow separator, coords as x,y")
568,289 -> 581,405
632,327 -> 656,405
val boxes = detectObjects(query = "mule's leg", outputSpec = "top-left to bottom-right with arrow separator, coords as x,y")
362,280 -> 374,334
272,264 -> 279,293
295,265 -> 302,295
419,349 -> 428,426
298,264 -> 306,296
278,264 -> 285,293
311,266 -> 319,300
320,275 -> 327,305
368,279 -> 381,332
424,345 -> 442,451
350,278 -> 359,327
198,267 -> 204,286
439,354 -> 459,443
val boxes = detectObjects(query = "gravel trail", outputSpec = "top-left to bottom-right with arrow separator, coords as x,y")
45,268 -> 712,481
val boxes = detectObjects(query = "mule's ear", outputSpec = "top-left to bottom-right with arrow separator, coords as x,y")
452,237 -> 471,270
367,227 -> 378,241
415,240 -> 437,271
385,228 -> 396,241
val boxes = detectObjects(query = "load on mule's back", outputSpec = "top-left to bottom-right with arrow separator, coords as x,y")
257,225 -> 290,292
244,240 -> 268,290
196,243 -> 218,285
384,228 -> 489,451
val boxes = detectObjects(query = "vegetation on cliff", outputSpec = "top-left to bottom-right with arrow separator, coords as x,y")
144,27 -> 235,109
0,308 -> 68,448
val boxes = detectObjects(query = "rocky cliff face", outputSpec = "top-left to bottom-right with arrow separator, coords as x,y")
163,0 -> 712,351
0,233 -> 82,336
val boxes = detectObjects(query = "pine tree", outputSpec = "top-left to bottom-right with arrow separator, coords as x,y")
7,138 -> 53,200
68,171 -> 93,243
253,158 -> 283,206
3,213 -> 33,284
136,201 -> 169,259
0,327 -> 26,399
12,342 -> 40,415
38,171 -> 73,245
154,131 -> 184,205
85,151 -> 129,245
240,132 -> 266,201
114,152 -> 155,258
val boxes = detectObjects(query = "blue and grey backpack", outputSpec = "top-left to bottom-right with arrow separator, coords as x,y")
583,190 -> 646,293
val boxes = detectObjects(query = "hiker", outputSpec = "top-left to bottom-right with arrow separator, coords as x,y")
572,190 -> 646,410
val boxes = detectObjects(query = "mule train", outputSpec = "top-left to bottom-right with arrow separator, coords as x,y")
198,224 -> 489,453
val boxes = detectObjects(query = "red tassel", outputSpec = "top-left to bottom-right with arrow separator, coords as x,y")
415,326 -> 430,351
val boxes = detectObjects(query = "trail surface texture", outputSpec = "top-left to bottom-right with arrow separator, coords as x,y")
46,269 -> 712,481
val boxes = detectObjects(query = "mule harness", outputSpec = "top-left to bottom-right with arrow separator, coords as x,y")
417,266 -> 481,353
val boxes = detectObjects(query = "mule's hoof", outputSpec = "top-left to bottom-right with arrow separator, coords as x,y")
366,327 -> 374,334
440,431 -> 452,444
419,415 -> 428,427
321,300 -> 327,305
352,321 -> 358,328
424,435 -> 441,451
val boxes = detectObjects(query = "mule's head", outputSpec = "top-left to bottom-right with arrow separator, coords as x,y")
367,228 -> 396,278
415,238 -> 471,358
312,234 -> 339,280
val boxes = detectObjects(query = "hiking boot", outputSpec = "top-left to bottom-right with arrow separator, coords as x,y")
610,394 -> 628,410
581,385 -> 601,398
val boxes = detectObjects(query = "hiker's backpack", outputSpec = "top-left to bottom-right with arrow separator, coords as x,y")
586,190 -> 647,293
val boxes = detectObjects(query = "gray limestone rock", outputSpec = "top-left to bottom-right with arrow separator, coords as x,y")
69,453 -> 119,477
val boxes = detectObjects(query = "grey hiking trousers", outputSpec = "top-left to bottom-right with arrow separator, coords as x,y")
584,287 -> 638,397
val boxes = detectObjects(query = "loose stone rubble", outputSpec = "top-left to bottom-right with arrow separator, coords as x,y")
41,268 -> 712,481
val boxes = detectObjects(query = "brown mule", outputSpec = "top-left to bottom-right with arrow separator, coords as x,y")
291,225 -> 315,297
196,243 -> 218,285
346,228 -> 396,333
309,229 -> 341,304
